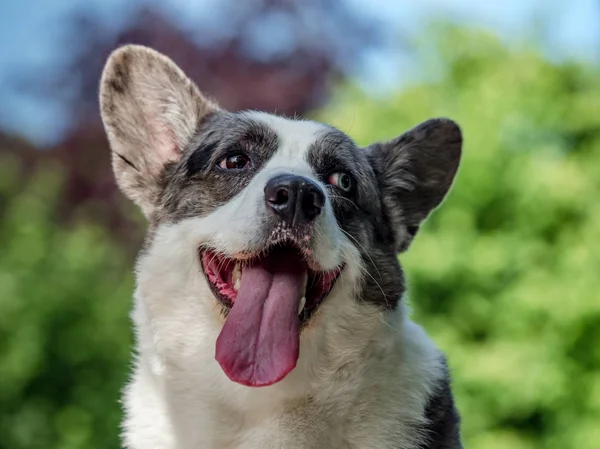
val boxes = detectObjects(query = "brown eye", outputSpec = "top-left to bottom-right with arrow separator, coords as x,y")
327,172 -> 353,192
219,154 -> 250,170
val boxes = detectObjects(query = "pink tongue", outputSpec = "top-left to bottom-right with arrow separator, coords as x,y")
215,250 -> 305,387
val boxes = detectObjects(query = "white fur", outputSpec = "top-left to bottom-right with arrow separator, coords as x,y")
122,115 -> 446,449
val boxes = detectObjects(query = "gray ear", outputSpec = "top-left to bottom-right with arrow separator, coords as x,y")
99,45 -> 219,217
368,118 -> 462,252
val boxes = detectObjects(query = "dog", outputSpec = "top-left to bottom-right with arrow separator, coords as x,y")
99,45 -> 463,449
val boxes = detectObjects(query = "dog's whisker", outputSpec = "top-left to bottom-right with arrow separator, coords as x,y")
330,193 -> 359,210
339,228 -> 383,282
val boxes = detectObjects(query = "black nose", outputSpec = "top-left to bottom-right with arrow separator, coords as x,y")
264,174 -> 325,226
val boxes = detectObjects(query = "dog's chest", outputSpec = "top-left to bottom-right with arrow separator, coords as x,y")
181,404 -> 414,449
210,413 -> 347,449
165,383 -> 426,449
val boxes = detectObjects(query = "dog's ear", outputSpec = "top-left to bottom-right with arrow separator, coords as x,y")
99,45 -> 219,217
367,118 -> 462,252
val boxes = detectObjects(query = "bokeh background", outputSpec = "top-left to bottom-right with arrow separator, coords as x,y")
1,0 -> 599,448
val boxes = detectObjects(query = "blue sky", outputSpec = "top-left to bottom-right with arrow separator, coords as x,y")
0,0 -> 598,144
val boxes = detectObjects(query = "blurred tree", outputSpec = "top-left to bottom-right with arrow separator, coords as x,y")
0,155 -> 133,449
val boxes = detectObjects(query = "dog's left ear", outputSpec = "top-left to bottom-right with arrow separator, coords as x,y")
99,45 -> 219,217
367,118 -> 462,252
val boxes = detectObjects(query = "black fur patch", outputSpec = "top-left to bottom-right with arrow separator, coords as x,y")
185,142 -> 218,176
419,360 -> 463,448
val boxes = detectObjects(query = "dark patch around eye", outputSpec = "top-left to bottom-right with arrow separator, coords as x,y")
307,129 -> 360,182
238,123 -> 279,162
319,155 -> 354,180
186,141 -> 218,176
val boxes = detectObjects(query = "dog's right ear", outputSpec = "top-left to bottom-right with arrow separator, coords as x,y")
99,45 -> 219,217
367,118 -> 462,252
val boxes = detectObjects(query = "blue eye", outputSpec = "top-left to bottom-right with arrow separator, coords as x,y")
218,154 -> 250,170
327,172 -> 353,192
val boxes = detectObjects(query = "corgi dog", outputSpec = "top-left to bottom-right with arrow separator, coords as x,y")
99,45 -> 463,449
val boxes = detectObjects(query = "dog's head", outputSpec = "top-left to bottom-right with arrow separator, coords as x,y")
100,46 -> 461,388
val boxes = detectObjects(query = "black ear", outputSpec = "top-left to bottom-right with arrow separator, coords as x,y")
367,118 -> 462,252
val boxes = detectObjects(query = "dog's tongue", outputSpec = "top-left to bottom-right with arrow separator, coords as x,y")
215,250 -> 305,387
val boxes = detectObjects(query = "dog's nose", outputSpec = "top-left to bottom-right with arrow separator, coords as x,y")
264,174 -> 325,226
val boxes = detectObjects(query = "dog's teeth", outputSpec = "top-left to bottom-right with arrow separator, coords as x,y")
298,296 -> 306,315
232,263 -> 242,288
298,273 -> 308,314
301,271 -> 308,296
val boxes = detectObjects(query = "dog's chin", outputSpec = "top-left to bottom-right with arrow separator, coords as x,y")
199,242 -> 344,325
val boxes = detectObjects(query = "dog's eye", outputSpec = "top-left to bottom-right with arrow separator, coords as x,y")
327,172 -> 353,192
218,154 -> 250,170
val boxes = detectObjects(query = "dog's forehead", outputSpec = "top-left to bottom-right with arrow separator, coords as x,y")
245,111 -> 355,170
247,111 -> 328,150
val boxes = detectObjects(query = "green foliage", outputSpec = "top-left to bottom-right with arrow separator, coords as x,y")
320,26 -> 600,449
0,156 -> 133,449
1,26 -> 599,449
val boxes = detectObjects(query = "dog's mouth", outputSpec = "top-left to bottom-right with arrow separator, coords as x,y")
200,243 -> 343,388
201,246 -> 341,319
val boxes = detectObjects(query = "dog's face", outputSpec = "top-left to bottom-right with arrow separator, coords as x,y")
100,45 -> 461,388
